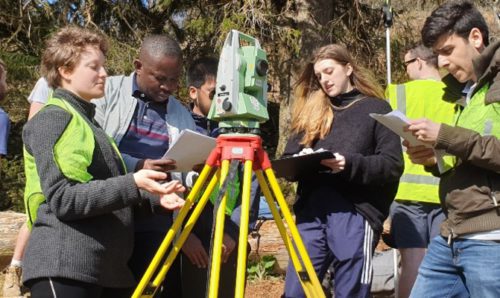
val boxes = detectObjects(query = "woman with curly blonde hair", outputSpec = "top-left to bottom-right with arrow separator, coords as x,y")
22,26 -> 185,298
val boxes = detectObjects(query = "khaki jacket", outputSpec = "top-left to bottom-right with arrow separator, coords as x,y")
435,41 -> 500,239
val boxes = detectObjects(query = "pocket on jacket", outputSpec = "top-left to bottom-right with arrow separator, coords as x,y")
446,185 -> 497,225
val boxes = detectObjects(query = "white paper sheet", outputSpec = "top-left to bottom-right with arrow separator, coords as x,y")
162,129 -> 216,172
370,110 -> 447,173
369,110 -> 431,148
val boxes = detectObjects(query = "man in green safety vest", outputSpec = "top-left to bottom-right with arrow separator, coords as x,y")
405,1 -> 500,297
385,44 -> 456,298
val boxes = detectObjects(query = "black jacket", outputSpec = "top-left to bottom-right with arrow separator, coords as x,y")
283,90 -> 403,232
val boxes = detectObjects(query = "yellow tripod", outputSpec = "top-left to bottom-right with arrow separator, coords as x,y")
132,135 -> 325,298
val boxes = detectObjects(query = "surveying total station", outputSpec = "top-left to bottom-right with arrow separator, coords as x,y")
132,30 -> 325,298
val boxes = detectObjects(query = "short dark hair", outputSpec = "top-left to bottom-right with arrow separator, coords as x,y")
406,44 -> 438,68
139,35 -> 182,60
421,1 -> 489,48
186,57 -> 218,88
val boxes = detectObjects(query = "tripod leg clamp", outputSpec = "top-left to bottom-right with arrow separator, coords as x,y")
298,271 -> 311,282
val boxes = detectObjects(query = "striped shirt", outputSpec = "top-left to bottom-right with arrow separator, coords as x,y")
118,78 -> 169,160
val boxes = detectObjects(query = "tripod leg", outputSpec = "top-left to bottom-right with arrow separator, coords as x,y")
208,159 -> 230,298
132,164 -> 217,298
255,170 -> 315,298
256,169 -> 325,298
234,160 -> 253,298
151,168 -> 221,288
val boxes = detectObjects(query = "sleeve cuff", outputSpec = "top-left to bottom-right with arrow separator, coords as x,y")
120,173 -> 142,205
122,154 -> 141,173
435,123 -> 455,151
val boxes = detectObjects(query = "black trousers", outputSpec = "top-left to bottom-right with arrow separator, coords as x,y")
27,277 -> 131,298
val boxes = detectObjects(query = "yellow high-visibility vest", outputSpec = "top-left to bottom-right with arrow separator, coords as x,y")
386,80 -> 456,204
23,96 -> 125,229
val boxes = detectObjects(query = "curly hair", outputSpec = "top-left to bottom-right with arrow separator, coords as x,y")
41,26 -> 108,89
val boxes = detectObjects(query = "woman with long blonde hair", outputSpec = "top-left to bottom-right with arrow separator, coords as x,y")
283,44 -> 403,298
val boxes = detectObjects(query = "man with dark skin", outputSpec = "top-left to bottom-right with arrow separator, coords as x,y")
94,35 -> 197,297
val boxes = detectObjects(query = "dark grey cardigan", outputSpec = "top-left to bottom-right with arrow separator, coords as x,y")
22,89 -> 144,288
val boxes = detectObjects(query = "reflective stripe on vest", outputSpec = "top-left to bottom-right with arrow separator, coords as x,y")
456,84 -> 500,139
396,84 -> 406,114
400,173 -> 440,185
386,80 -> 457,204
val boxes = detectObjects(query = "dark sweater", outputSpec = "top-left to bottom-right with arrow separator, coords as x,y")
22,89 -> 144,288
283,90 -> 403,232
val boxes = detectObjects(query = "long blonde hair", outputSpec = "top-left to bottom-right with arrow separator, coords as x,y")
291,44 -> 384,146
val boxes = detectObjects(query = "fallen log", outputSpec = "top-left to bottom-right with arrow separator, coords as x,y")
0,211 -> 25,270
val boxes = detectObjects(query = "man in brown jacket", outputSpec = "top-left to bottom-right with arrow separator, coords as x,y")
403,1 -> 500,297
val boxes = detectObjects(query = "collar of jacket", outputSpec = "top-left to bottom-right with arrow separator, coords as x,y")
441,40 -> 500,105
473,40 -> 500,105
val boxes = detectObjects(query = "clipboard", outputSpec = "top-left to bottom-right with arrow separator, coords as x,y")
162,129 -> 216,172
271,151 -> 334,180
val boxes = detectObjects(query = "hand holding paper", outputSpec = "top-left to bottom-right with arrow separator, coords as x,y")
403,140 -> 437,166
406,118 -> 441,146
372,111 -> 447,173
137,158 -> 176,172
369,110 -> 431,148
272,150 -> 334,180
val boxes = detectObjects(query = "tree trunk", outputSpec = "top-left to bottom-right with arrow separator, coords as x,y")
276,0 -> 335,157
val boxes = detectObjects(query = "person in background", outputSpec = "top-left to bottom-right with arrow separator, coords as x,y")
0,59 -> 9,162
404,1 -> 500,297
3,72 -> 53,298
181,56 -> 260,297
385,44 -> 456,298
27,78 -> 50,119
0,59 -> 20,298
282,44 -> 403,298
21,26 -> 185,297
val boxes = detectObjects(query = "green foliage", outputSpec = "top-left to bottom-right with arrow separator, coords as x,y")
185,17 -> 216,41
280,28 -> 302,57
0,50 -> 39,212
0,155 -> 25,212
220,13 -> 246,36
247,255 -> 277,281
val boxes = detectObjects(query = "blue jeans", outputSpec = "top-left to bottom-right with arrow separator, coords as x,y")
410,236 -> 500,298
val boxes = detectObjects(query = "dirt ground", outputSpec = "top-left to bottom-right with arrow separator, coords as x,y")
245,278 -> 285,298
0,272 -> 285,298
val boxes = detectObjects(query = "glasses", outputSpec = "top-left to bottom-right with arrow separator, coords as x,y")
200,88 -> 216,100
403,58 -> 418,68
